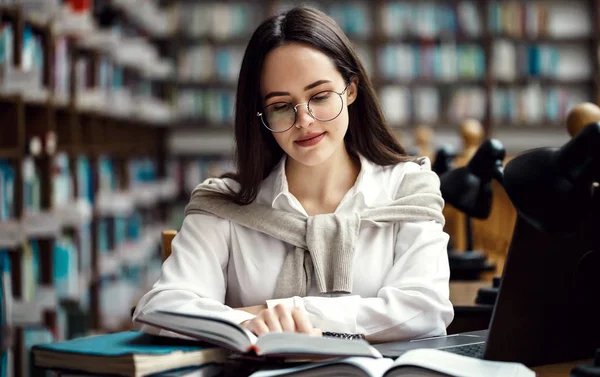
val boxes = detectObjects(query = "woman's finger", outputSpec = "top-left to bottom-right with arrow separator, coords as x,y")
291,307 -> 313,334
275,306 -> 295,332
262,309 -> 283,332
247,318 -> 270,336
310,328 -> 322,337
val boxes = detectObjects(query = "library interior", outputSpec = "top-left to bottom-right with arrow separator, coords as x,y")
1,0 -> 600,376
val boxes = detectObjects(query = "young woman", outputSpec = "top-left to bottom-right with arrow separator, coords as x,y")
133,7 -> 453,343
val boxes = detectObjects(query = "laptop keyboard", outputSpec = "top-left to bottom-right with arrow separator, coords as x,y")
441,343 -> 485,358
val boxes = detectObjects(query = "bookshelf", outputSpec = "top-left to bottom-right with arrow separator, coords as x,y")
162,0 -> 600,160
0,0 -> 596,375
0,1 -> 177,376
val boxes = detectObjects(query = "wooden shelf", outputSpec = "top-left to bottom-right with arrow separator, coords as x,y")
491,34 -> 596,44
0,4 -> 19,21
172,33 -> 486,47
389,120 -> 463,129
378,78 -> 486,86
175,34 -> 251,46
174,118 -> 233,129
0,148 -> 20,159
0,93 -> 21,103
177,80 -> 237,89
380,35 -> 485,45
24,16 -> 50,35
376,34 -> 594,45
107,4 -> 176,45
492,120 -> 565,129
161,31 -> 594,48
159,0 -> 269,3
494,77 -> 593,86
150,77 -> 177,87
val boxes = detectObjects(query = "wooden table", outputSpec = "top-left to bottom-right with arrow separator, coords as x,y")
532,359 -> 591,376
447,281 -> 493,334
450,281 -> 489,306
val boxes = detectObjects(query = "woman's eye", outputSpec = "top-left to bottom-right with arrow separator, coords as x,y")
273,104 -> 289,111
312,93 -> 331,102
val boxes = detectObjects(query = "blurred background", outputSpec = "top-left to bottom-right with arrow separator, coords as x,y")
0,0 -> 597,376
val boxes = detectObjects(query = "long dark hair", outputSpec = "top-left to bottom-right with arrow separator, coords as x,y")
223,6 -> 411,205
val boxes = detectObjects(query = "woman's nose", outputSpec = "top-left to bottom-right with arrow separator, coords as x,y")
294,103 -> 314,129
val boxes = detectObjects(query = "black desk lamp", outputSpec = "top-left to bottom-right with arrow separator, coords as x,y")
484,105 -> 600,366
432,145 -> 456,177
439,139 -> 506,280
432,145 -> 456,251
501,122 -> 600,237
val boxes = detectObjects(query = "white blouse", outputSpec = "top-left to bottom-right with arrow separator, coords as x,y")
133,155 -> 454,343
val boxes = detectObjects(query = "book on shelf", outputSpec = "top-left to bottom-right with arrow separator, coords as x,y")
0,249 -> 12,375
0,160 -> 15,221
21,325 -> 53,377
248,348 -> 534,377
134,310 -> 382,360
32,331 -> 228,377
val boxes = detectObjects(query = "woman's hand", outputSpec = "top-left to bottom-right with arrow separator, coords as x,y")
237,304 -> 267,315
240,304 -> 322,337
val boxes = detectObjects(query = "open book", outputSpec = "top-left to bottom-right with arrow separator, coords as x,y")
134,310 -> 381,360
248,348 -> 535,377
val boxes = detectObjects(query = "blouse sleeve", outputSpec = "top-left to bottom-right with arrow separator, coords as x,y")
132,213 -> 255,334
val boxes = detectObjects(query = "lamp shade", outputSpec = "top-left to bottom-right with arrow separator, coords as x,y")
432,145 -> 456,176
440,139 -> 506,219
503,122 -> 600,234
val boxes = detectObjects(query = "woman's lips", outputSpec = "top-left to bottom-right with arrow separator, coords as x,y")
295,132 -> 326,147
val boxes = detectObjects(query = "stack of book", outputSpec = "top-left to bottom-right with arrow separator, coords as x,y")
32,311 -> 535,377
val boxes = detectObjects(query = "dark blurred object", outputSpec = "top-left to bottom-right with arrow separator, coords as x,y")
322,332 -> 366,340
432,145 -> 456,251
93,0 -> 118,27
570,349 -> 600,377
503,122 -> 600,236
475,276 -> 501,305
474,107 -> 600,320
432,145 -> 456,176
484,104 -> 600,366
440,139 -> 505,280
441,139 -> 505,219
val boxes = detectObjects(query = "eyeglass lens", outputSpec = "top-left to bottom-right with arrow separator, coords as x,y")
262,90 -> 344,132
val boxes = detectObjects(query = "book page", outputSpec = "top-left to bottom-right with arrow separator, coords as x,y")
250,357 -> 394,377
387,349 -> 535,377
135,311 -> 256,353
254,332 -> 382,359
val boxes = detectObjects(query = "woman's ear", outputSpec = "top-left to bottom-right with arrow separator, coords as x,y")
347,76 -> 359,106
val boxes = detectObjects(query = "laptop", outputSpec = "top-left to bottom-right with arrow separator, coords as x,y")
375,150 -> 600,367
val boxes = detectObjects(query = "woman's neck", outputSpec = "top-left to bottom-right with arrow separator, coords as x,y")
285,147 -> 360,215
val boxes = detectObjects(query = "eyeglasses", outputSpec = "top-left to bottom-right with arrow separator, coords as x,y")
257,84 -> 349,133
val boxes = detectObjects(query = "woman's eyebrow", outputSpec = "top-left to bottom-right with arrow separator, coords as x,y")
263,79 -> 333,101
304,79 -> 332,91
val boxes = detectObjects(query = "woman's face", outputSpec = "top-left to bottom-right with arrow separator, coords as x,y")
260,42 -> 357,167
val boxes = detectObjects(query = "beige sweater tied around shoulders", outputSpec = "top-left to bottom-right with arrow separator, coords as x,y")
184,157 -> 445,299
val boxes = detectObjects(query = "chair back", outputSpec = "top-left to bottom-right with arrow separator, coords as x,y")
161,230 -> 177,261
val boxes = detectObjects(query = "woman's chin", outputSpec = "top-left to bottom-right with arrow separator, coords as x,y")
288,149 -> 327,167
288,145 -> 338,168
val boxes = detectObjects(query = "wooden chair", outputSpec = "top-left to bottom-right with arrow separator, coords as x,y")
131,230 -> 178,318
161,230 -> 177,261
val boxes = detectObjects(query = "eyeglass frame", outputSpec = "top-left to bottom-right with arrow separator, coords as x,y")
256,83 -> 350,133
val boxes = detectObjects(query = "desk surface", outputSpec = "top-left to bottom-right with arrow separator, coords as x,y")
532,359 -> 590,376
449,281 -> 489,306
